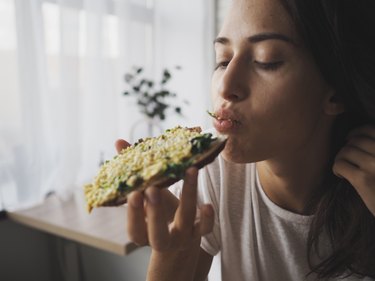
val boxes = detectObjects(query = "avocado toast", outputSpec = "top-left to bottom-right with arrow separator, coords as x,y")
84,126 -> 226,212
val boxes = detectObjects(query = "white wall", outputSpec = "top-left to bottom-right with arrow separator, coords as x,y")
153,0 -> 215,131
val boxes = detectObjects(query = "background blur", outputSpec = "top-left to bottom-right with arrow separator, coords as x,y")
0,0 -> 230,280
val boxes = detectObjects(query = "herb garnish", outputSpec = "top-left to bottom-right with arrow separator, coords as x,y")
191,133 -> 216,154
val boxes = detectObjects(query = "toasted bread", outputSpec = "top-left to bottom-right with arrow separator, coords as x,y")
84,126 -> 226,212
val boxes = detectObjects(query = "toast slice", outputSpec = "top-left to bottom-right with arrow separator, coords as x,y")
84,126 -> 226,212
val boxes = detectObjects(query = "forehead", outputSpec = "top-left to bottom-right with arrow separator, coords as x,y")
220,0 -> 299,43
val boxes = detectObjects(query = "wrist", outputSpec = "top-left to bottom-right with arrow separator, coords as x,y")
147,239 -> 201,281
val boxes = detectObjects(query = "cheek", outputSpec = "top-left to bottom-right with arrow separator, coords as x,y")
262,88 -> 322,139
267,89 -> 327,151
244,80 -> 328,156
210,72 -> 220,103
266,65 -> 328,124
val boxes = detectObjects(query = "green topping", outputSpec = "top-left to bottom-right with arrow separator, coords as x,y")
118,176 -> 143,192
164,133 -> 216,179
118,181 -> 132,193
133,138 -> 144,147
165,159 -> 194,179
207,110 -> 217,119
191,133 -> 216,154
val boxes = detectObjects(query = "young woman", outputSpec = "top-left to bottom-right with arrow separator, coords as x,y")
117,0 -> 375,280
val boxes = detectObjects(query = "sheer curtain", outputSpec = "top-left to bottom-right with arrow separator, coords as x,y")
0,0 -> 214,211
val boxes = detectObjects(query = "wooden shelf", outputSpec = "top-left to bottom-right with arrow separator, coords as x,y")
7,193 -> 139,256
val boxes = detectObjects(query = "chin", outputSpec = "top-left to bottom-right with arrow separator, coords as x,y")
220,137 -> 266,163
221,142 -> 253,163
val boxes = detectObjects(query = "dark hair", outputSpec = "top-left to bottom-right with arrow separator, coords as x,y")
280,0 -> 375,278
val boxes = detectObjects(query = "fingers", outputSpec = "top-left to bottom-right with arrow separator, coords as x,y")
193,204 -> 214,237
144,187 -> 171,251
334,125 -> 375,177
348,124 -> 375,140
126,188 -> 180,250
347,135 -> 375,156
333,158 -> 375,216
333,157 -> 359,182
334,125 -> 375,216
126,168 -> 213,252
336,145 -> 374,170
160,189 -> 180,222
127,191 -> 148,246
170,167 -> 214,249
115,139 -> 131,153
174,168 -> 198,229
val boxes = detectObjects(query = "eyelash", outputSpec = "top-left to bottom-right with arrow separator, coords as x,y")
254,61 -> 283,71
214,61 -> 283,71
214,61 -> 229,70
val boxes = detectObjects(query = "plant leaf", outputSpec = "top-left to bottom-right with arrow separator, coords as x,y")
163,69 -> 171,79
124,74 -> 133,82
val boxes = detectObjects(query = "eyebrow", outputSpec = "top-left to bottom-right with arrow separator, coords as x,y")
214,32 -> 296,46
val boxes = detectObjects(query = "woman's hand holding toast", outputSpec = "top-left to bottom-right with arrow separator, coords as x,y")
115,139 -> 215,252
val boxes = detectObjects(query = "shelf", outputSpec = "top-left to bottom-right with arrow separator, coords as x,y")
7,193 -> 139,256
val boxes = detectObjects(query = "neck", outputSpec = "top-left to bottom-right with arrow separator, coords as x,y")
256,128 -> 332,215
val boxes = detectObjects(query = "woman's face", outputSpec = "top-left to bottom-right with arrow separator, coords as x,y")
211,0 -> 335,163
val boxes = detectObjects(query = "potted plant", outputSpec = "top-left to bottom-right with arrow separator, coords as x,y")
123,66 -> 188,140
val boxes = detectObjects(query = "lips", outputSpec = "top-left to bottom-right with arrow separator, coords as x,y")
208,108 -> 242,134
210,108 -> 241,124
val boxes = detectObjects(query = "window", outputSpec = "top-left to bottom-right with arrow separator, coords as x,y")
0,0 -> 213,210
0,0 -> 19,208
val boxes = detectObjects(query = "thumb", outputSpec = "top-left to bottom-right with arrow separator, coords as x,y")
115,139 -> 131,153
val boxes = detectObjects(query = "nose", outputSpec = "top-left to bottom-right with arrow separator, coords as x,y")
216,57 -> 249,102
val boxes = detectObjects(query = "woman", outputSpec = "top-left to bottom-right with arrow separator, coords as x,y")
117,0 -> 375,280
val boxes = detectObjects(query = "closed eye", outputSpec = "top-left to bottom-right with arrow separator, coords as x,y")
214,61 -> 230,70
254,61 -> 284,71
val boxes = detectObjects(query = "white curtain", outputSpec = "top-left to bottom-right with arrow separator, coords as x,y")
0,0 -> 214,211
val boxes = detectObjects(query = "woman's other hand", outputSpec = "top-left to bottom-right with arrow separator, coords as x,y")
333,125 -> 375,216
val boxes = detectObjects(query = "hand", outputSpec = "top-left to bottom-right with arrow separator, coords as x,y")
333,125 -> 375,216
115,139 -> 215,252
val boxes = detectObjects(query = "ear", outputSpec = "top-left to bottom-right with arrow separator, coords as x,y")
324,91 -> 345,116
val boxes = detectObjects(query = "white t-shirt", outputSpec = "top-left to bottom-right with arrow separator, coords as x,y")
170,155 -> 373,281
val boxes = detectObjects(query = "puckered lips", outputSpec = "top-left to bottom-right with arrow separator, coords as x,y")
208,108 -> 241,134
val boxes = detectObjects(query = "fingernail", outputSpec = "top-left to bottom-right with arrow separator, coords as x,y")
185,167 -> 198,182
146,188 -> 161,205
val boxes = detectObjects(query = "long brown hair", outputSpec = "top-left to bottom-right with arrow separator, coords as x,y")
280,0 -> 375,278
